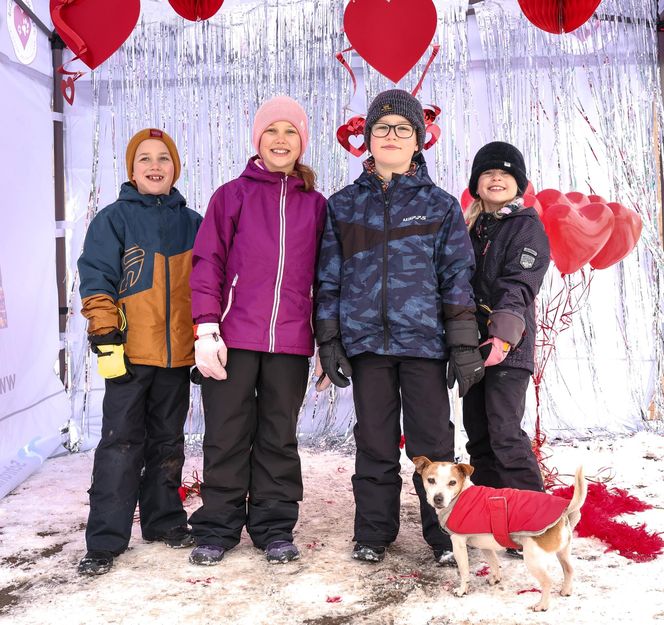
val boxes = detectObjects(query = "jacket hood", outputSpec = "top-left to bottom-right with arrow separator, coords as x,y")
355,153 -> 433,189
239,156 -> 305,189
119,182 -> 187,209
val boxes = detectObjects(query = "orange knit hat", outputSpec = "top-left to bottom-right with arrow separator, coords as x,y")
126,128 -> 181,186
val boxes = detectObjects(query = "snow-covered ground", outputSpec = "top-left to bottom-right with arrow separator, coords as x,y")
1,431 -> 663,625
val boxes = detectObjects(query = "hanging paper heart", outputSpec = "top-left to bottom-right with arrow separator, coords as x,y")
50,0 -> 140,70
169,0 -> 224,22
337,115 -> 367,158
344,0 -> 438,84
423,105 -> 441,150
543,202 -> 615,274
517,0 -> 601,35
589,203 -> 642,270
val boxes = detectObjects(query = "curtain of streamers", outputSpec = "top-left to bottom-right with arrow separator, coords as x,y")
65,0 -> 664,449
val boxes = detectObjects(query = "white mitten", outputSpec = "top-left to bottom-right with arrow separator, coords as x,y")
194,323 -> 228,380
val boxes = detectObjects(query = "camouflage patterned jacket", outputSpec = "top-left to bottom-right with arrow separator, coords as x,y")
316,156 -> 476,360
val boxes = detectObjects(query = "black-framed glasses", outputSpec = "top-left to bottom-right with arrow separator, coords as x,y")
370,123 -> 415,139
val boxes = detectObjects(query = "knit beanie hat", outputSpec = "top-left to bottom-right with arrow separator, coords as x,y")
126,128 -> 181,186
364,89 -> 426,153
252,96 -> 309,156
468,141 -> 528,199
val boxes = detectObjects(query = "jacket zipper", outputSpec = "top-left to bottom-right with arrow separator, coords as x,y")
221,274 -> 239,323
269,176 -> 287,352
157,196 -> 173,368
381,179 -> 400,352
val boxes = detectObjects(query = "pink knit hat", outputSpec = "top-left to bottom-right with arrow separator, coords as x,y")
252,96 -> 309,156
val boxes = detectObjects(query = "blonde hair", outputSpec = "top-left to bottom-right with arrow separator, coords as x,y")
465,199 -> 484,230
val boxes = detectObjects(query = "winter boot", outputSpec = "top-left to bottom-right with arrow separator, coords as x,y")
78,550 -> 114,576
189,544 -> 225,565
264,540 -> 300,563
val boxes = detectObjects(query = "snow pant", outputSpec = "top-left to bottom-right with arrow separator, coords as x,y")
85,365 -> 190,554
189,349 -> 308,550
462,365 -> 543,492
349,352 -> 454,550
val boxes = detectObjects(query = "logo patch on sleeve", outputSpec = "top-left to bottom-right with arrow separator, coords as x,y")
519,249 -> 537,269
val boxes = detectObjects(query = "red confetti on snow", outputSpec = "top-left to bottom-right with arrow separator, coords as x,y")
517,588 -> 541,595
186,577 -> 216,585
475,565 -> 490,577
326,596 -> 342,603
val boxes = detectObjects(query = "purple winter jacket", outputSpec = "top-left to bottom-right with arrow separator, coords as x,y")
191,157 -> 327,356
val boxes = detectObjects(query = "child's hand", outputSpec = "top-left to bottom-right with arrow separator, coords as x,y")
314,348 -> 331,392
194,323 -> 228,380
479,337 -> 510,366
318,339 -> 352,388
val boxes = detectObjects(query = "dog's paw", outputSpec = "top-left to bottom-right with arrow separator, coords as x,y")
560,587 -> 573,597
531,601 -> 549,612
487,575 -> 501,586
453,586 -> 468,597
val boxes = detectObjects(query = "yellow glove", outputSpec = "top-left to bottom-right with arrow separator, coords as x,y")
95,343 -> 131,381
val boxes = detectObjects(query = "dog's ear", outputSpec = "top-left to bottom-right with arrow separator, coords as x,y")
412,456 -> 431,475
457,463 -> 474,478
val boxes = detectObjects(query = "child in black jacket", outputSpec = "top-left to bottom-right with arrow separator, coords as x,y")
463,142 -> 550,502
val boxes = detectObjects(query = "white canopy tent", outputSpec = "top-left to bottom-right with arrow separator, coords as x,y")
1,0 -> 663,499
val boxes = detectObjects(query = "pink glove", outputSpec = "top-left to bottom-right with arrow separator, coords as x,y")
194,323 -> 228,380
314,347 -> 331,392
480,336 -> 510,367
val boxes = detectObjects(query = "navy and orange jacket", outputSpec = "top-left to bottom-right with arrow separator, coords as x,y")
78,183 -> 202,367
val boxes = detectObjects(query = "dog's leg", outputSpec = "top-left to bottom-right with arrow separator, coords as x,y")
451,536 -> 470,597
523,539 -> 552,612
557,538 -> 574,597
482,549 -> 501,586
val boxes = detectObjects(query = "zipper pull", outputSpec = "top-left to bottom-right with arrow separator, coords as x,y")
482,240 -> 491,256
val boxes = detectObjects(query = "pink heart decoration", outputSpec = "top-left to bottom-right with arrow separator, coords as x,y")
543,202 -> 615,274
344,0 -> 438,84
14,6 -> 32,49
337,115 -> 367,158
589,203 -> 642,270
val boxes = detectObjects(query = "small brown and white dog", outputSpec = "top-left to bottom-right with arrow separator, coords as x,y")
414,457 -> 587,612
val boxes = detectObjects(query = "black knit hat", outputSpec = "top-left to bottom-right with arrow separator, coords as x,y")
365,89 -> 426,153
468,141 -> 528,199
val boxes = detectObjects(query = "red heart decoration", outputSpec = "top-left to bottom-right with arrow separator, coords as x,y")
337,115 -> 367,158
543,202 -> 615,274
589,203 -> 642,270
460,188 -> 474,211
536,189 -> 571,215
588,194 -> 607,204
423,123 -> 440,150
517,0 -> 601,35
14,5 -> 32,49
344,0 -> 437,84
522,193 -> 543,218
50,0 -> 140,70
525,180 -> 535,196
169,0 -> 224,21
565,191 -> 590,208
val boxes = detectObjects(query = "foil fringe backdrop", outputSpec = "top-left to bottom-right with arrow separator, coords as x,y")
64,0 -> 664,450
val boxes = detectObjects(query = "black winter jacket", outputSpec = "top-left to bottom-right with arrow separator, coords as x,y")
470,206 -> 550,373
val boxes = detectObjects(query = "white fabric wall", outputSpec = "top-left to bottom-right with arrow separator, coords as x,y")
0,0 -> 69,497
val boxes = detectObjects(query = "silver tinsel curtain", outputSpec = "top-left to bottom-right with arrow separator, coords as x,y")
65,0 -> 664,449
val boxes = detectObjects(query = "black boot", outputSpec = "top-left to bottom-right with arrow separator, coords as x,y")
78,551 -> 114,576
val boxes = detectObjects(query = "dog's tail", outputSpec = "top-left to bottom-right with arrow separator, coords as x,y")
566,466 -> 587,530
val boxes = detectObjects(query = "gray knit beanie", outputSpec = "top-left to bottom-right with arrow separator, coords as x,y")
364,89 -> 426,153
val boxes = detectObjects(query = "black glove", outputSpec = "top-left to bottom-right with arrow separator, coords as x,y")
90,330 -> 133,383
318,339 -> 353,388
444,318 -> 484,396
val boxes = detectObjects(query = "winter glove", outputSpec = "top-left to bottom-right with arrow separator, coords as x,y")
314,347 -> 331,392
318,340 -> 352,388
480,336 -> 511,367
90,330 -> 133,383
444,318 -> 484,396
194,323 -> 228,380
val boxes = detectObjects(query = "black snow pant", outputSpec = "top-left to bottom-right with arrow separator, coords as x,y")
85,365 -> 190,554
462,365 -> 543,492
188,349 -> 308,550
349,352 -> 455,551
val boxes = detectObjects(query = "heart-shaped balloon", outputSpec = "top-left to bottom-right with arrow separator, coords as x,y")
50,0 -> 140,70
344,0 -> 437,84
517,0 -> 601,34
169,0 -> 224,22
536,189 -> 571,215
460,188 -> 474,211
543,202 -> 615,274
589,203 -> 642,270
565,191 -> 590,208
337,115 -> 367,158
522,193 -> 543,218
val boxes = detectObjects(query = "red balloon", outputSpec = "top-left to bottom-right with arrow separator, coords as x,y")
460,188 -> 474,211
525,180 -> 536,196
517,0 -> 601,34
535,189 -> 571,215
543,202 -> 615,274
565,191 -> 590,208
344,0 -> 437,84
169,0 -> 224,21
522,193 -> 543,218
588,194 -> 608,204
50,0 -> 140,70
589,203 -> 642,269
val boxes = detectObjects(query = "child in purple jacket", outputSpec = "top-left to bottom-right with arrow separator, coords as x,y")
187,96 -> 327,565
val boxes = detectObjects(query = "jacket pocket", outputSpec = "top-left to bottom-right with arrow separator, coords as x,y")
221,274 -> 239,323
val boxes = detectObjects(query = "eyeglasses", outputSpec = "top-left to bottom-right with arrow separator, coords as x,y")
370,123 -> 415,139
